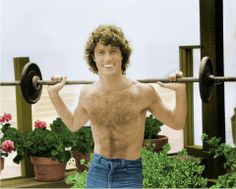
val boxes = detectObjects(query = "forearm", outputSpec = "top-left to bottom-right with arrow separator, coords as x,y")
48,90 -> 74,130
172,87 -> 187,130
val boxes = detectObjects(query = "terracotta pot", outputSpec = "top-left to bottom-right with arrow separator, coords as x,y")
143,135 -> 168,152
30,156 -> 66,181
72,151 -> 90,172
0,157 -> 4,172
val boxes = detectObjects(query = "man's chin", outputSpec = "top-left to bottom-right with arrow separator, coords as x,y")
102,70 -> 116,75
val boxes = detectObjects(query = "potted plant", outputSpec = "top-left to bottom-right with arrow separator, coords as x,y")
14,120 -> 71,181
50,117 -> 94,172
143,114 -> 168,152
0,113 -> 23,172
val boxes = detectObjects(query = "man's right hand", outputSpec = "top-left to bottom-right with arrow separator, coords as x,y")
47,76 -> 67,94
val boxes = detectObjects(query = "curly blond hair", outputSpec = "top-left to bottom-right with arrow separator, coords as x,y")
84,25 -> 132,74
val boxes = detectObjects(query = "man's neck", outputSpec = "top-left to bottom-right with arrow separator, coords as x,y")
98,74 -> 128,92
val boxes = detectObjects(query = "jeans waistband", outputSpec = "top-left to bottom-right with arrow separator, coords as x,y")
93,153 -> 142,167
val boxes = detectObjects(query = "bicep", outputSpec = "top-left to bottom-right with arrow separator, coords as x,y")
147,87 -> 174,127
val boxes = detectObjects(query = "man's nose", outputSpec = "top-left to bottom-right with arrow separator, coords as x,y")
104,52 -> 112,61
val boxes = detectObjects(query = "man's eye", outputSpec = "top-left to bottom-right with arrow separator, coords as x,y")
98,51 -> 105,54
111,49 -> 118,53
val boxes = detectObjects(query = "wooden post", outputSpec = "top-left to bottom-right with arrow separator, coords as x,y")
14,57 -> 34,177
200,0 -> 226,178
179,47 -> 194,146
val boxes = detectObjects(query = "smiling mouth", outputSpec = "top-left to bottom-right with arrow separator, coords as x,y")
104,64 -> 113,68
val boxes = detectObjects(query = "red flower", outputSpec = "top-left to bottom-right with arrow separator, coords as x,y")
0,113 -> 12,123
4,113 -> 12,122
34,120 -> 47,129
1,140 -> 14,153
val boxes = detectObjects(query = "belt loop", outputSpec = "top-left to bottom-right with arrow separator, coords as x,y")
94,154 -> 102,164
121,159 -> 125,167
97,156 -> 102,164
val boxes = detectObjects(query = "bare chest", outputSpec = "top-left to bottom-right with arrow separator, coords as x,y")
85,90 -> 143,127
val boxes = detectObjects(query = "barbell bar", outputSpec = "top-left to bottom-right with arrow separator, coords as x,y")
0,56 -> 235,104
1,76 -> 236,86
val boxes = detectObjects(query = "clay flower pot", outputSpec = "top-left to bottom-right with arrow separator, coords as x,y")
143,135 -> 168,152
30,156 -> 66,181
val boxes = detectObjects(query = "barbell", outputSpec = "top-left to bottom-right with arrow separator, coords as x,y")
0,56 -> 235,104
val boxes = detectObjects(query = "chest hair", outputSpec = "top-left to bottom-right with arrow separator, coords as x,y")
87,90 -> 140,128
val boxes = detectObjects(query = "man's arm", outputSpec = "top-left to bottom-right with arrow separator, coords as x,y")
47,76 -> 89,132
147,83 -> 187,130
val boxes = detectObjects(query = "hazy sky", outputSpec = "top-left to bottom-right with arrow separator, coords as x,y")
1,0 -> 200,81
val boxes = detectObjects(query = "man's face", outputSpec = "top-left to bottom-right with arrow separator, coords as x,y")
93,42 -> 123,76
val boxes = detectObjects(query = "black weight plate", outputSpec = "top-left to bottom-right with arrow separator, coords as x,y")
199,57 -> 214,103
20,63 -> 42,104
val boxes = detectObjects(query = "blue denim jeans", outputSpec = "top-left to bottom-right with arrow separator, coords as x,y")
86,154 -> 142,188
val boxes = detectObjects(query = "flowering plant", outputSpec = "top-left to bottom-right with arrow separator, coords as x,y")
14,120 -> 71,163
0,113 -> 23,161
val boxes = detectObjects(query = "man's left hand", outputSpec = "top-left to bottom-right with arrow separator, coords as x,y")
157,70 -> 186,91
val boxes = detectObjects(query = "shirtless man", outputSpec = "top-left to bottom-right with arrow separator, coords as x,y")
48,25 -> 187,188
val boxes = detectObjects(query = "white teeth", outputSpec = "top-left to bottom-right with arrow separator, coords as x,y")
104,64 -> 113,68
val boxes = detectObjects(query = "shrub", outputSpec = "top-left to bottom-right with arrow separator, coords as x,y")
142,144 -> 207,188
66,170 -> 88,188
210,172 -> 236,188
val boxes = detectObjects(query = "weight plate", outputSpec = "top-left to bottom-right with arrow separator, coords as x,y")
199,57 -> 214,103
20,63 -> 42,104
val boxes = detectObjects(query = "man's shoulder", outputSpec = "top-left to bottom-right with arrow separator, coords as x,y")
128,80 -> 157,106
131,79 -> 156,94
79,82 -> 98,98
